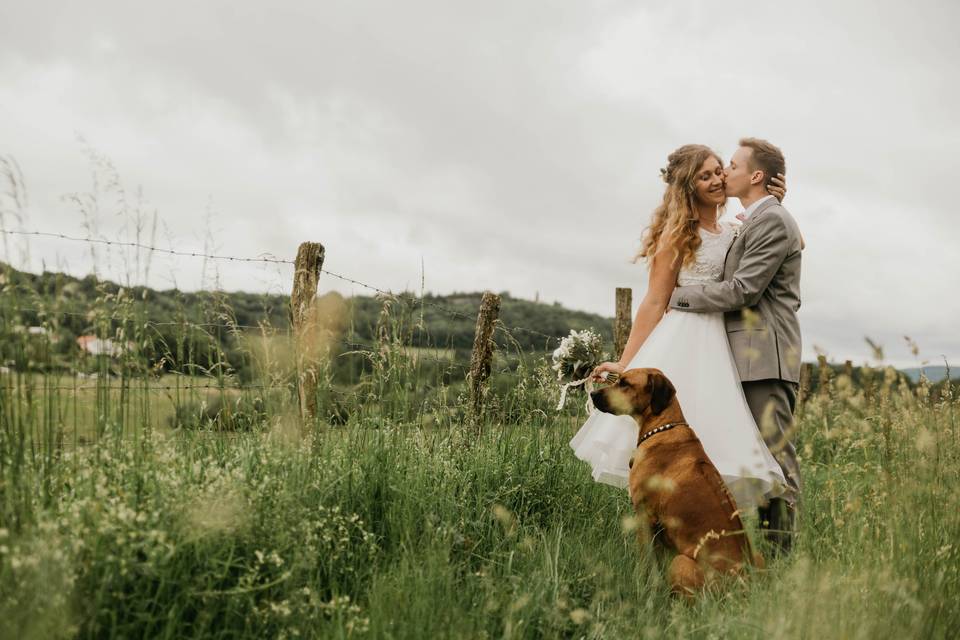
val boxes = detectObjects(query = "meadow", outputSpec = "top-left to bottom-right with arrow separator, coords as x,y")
0,268 -> 958,639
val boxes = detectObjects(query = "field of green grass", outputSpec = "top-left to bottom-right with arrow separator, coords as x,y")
1,277 -> 958,639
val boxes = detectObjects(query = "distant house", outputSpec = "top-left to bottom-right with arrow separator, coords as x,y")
76,335 -> 127,357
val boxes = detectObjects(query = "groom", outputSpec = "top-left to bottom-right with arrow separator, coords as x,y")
670,137 -> 803,555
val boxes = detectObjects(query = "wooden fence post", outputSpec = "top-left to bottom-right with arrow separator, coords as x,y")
291,241 -> 325,421
614,287 -> 632,359
862,366 -> 876,404
817,355 -> 831,398
799,362 -> 813,405
468,291 -> 501,427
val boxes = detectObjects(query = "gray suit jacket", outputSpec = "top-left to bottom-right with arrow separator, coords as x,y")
669,197 -> 803,383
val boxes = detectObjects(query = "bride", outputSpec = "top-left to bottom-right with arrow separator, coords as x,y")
570,144 -> 786,510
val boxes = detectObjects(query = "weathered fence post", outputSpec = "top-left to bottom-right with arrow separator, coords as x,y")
468,291 -> 501,428
798,362 -> 813,406
817,354 -> 831,398
862,366 -> 876,404
291,241 -> 325,421
614,287 -> 632,359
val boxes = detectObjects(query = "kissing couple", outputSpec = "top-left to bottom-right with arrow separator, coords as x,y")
570,138 -> 804,554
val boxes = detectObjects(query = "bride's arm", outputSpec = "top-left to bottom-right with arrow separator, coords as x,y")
592,247 -> 681,380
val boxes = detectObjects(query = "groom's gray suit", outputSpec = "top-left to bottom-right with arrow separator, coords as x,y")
669,196 -> 803,543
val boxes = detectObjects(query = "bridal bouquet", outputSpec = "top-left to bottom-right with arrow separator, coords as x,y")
551,328 -> 604,382
552,328 -> 608,410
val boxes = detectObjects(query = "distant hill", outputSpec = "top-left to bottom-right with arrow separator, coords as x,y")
901,366 -> 955,383
0,262 -> 616,365
5,261 -> 957,394
10,261 -> 958,383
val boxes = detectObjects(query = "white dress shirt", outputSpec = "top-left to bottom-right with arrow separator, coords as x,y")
740,194 -> 776,220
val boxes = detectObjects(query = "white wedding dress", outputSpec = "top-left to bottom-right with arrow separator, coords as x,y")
569,223 -> 786,510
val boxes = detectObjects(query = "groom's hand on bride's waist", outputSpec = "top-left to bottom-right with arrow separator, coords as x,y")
670,289 -> 692,309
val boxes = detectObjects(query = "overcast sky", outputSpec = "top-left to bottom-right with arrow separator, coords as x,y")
1,0 -> 957,367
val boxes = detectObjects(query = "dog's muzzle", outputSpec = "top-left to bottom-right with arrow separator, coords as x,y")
590,389 -> 609,412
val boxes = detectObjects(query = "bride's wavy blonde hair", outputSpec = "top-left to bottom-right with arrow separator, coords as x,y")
635,144 -> 723,267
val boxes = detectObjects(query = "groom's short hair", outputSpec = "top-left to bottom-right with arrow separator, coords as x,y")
739,137 -> 785,187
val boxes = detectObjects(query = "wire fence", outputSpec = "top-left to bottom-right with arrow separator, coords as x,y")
2,226 -> 573,350
318,265 -> 560,344
0,229 -> 294,265
0,225 -> 594,437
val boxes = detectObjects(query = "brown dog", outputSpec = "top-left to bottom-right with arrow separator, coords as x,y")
591,367 -> 760,596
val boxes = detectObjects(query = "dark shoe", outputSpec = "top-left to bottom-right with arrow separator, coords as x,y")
759,498 -> 796,556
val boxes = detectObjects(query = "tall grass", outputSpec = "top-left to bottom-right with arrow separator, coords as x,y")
0,268 -> 957,638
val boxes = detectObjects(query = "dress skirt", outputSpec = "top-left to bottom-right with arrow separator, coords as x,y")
569,309 -> 786,509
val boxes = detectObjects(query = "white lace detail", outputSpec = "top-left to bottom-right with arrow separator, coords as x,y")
676,223 -> 736,286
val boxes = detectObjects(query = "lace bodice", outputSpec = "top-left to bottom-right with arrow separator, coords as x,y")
676,223 -> 736,286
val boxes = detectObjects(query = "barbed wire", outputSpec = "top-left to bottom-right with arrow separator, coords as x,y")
320,267 -> 473,321
0,229 -> 294,265
3,228 -> 579,347
320,266 -> 561,345
497,323 -> 562,345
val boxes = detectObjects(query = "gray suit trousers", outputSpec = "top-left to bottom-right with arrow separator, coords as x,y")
742,380 -> 801,505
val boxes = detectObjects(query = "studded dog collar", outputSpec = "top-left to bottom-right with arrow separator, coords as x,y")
637,421 -> 688,446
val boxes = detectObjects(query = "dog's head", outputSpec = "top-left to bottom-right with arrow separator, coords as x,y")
590,368 -> 677,419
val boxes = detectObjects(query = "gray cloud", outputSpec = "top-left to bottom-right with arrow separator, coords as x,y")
1,0 -> 957,367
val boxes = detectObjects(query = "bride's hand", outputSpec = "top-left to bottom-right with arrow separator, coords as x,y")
767,173 -> 787,202
591,361 -> 624,382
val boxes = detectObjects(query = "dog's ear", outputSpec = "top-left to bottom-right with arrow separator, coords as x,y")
648,372 -> 676,415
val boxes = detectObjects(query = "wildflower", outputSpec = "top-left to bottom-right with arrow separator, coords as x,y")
621,515 -> 641,534
915,429 -> 936,455
269,550 -> 284,567
492,504 -> 517,537
570,608 -> 591,625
